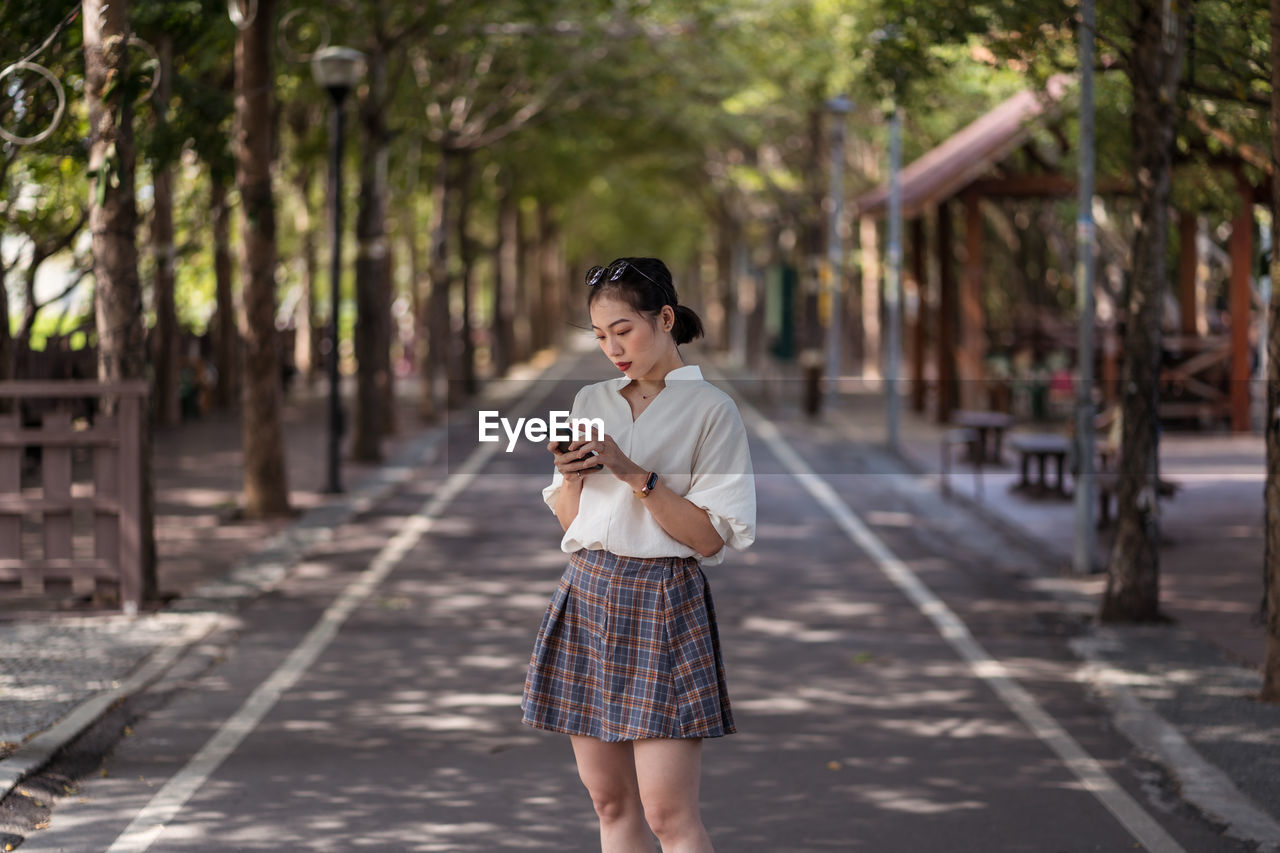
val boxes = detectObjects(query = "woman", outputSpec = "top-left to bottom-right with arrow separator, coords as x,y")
521,257 -> 756,852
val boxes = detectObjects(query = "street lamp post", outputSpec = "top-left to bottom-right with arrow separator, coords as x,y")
311,46 -> 364,495
824,95 -> 852,412
1073,0 -> 1097,574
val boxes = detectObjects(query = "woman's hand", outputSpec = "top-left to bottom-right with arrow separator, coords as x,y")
573,434 -> 646,488
548,439 -> 606,483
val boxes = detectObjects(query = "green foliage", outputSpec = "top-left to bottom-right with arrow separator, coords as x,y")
1,0 -> 1270,357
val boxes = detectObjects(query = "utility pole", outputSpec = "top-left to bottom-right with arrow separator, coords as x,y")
885,104 -> 903,453
1073,0 -> 1098,574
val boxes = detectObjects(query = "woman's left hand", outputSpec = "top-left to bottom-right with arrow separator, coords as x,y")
574,434 -> 645,486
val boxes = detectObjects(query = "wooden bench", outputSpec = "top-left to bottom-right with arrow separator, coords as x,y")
940,427 -> 983,499
1008,433 -> 1072,498
1095,472 -> 1182,529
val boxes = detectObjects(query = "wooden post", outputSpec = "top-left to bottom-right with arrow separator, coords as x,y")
1102,328 -> 1120,405
936,203 -> 956,423
1229,171 -> 1253,432
960,192 -> 987,410
909,217 -> 927,412
94,414 -> 120,596
0,415 -> 19,579
859,215 -> 881,382
41,412 -> 80,592
118,391 -> 143,610
1177,210 -> 1198,337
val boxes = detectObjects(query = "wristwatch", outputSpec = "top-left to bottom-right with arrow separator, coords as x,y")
634,471 -> 659,499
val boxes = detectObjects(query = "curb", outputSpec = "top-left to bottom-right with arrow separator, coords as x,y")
0,612 -> 226,802
1073,631 -> 1280,853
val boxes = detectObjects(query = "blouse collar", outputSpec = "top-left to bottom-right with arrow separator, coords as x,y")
613,363 -> 702,392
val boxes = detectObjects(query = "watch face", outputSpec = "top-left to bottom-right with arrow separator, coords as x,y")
645,472 -> 659,492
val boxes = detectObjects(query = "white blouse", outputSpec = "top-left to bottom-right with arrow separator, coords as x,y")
541,364 -> 756,566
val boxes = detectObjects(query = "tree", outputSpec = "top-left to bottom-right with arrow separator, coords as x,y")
1100,2 -> 1191,622
0,4 -> 93,382
148,34 -> 180,426
1264,0 -> 1280,702
234,0 -> 290,516
82,0 -> 157,600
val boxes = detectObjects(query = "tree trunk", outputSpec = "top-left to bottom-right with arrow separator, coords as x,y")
83,0 -> 157,601
1262,0 -> 1280,702
0,261 -> 11,385
714,199 -> 734,351
284,102 -> 320,387
151,35 -> 180,427
352,49 -> 391,463
512,190 -> 531,365
527,199 -> 548,353
405,201 -> 423,395
455,148 -> 477,401
800,104 -> 826,354
1101,0 -> 1187,623
491,169 -> 518,377
419,148 -> 452,421
234,0 -> 290,517
292,164 -> 318,385
210,177 -> 238,410
537,200 -> 562,351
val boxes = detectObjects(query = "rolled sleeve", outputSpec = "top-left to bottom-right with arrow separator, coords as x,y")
542,468 -> 565,515
683,400 -> 757,556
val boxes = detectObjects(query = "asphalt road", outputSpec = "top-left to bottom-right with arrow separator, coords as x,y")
12,352 -> 1251,852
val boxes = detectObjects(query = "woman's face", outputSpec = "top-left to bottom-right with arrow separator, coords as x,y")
589,295 -> 670,378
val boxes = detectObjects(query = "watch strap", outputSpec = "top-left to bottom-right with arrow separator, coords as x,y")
634,471 -> 658,498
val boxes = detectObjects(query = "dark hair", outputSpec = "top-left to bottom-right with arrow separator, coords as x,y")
585,257 -> 704,345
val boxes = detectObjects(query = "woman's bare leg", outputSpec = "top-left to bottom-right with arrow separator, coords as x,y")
571,735 -> 657,852
633,738 -> 713,853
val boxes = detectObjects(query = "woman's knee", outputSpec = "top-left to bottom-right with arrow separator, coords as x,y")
641,797 -> 699,839
582,783 -> 639,824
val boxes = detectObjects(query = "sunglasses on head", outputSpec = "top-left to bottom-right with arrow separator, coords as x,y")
585,260 -> 659,288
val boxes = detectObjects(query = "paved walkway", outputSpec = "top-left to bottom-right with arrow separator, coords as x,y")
1,349 -> 1277,851
10,348 -> 1274,852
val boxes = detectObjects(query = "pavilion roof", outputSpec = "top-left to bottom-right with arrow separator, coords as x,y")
854,75 -> 1073,220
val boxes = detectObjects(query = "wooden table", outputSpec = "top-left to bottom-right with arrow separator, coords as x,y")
1008,433 -> 1072,497
952,410 -> 1014,466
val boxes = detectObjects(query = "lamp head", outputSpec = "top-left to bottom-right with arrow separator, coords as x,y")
311,46 -> 364,95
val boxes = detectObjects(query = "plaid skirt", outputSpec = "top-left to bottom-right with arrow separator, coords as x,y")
521,548 -> 735,742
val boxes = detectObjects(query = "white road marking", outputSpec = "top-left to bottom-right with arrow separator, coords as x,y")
104,362 -> 570,853
723,382 -> 1189,853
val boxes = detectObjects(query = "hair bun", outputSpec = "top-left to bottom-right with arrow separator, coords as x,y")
670,304 -> 704,345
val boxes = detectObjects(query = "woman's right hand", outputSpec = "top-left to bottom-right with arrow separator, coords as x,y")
548,440 -> 599,483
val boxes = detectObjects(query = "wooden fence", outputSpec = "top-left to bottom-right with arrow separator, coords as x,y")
0,381 -> 147,613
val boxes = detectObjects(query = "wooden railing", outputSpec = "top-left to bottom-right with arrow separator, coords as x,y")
0,381 -> 147,613
1160,335 -> 1232,423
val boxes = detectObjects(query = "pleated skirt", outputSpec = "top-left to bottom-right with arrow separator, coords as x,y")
521,548 -> 736,742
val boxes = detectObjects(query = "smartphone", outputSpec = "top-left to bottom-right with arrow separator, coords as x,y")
557,440 -> 604,471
